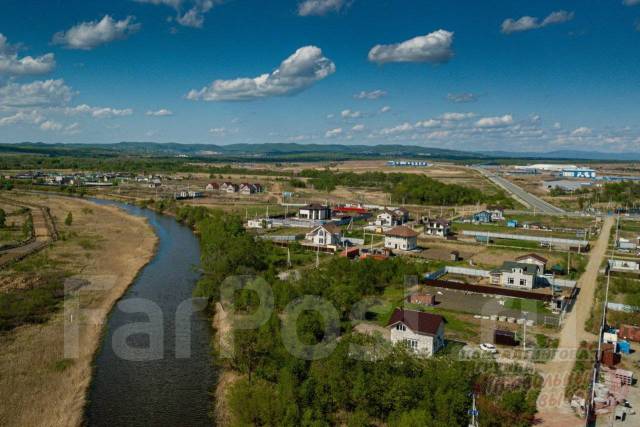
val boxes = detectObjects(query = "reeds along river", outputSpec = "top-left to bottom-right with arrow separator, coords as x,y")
85,199 -> 215,427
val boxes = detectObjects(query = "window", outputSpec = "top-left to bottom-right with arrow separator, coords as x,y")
403,339 -> 418,350
396,324 -> 406,331
508,277 -> 515,285
520,279 -> 527,286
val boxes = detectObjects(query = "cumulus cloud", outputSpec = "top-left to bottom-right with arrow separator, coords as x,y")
136,0 -> 222,28
186,46 -> 335,101
0,79 -> 74,107
325,127 -> 343,138
354,89 -> 386,100
475,114 -> 513,128
0,110 -> 45,127
380,105 -> 391,113
571,126 -> 592,136
341,109 -> 361,119
40,120 -> 63,132
447,92 -> 479,103
0,33 -> 55,76
441,112 -> 475,121
351,124 -> 365,132
52,15 -> 141,50
379,122 -> 413,135
368,30 -> 454,64
501,10 -> 574,34
146,108 -> 173,116
65,104 -> 133,118
298,0 -> 349,16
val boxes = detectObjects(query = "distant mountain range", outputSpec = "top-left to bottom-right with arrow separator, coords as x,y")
1,141 -> 638,162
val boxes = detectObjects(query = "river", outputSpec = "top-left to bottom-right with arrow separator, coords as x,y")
84,199 -> 215,426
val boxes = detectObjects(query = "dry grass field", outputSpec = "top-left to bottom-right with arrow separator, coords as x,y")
0,194 -> 157,427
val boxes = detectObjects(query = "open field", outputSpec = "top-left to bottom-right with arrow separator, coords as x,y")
0,193 -> 157,427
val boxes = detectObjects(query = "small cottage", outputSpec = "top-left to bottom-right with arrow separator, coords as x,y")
387,308 -> 445,357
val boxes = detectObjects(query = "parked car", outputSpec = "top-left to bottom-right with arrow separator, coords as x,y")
480,343 -> 498,354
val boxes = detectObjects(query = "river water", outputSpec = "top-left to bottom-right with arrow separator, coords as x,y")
84,199 -> 215,426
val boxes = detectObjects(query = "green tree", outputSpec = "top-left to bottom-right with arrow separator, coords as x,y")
0,208 -> 5,228
65,212 -> 73,226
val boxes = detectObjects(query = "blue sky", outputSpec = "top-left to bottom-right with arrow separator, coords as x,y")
1,0 -> 639,152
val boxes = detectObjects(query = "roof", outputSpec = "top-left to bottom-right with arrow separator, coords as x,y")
516,253 -> 548,264
302,203 -> 330,210
426,217 -> 451,226
387,308 -> 444,336
321,223 -> 341,234
385,226 -> 418,238
494,261 -> 538,275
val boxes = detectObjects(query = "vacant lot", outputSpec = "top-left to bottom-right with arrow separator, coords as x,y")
0,193 -> 157,427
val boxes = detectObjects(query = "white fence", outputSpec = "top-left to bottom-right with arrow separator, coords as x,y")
461,230 -> 588,247
607,302 -> 640,313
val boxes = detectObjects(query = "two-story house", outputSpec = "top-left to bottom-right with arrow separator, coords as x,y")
387,308 -> 445,357
384,226 -> 419,251
490,261 -> 538,290
304,223 -> 342,248
422,217 -> 451,237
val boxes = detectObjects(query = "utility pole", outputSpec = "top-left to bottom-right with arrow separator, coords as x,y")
468,392 -> 479,427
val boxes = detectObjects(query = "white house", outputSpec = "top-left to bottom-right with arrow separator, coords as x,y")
299,204 -> 332,220
609,259 -> 640,272
515,253 -> 548,274
387,308 -> 445,357
305,223 -> 342,247
384,226 -> 418,251
375,208 -> 408,227
490,262 -> 538,290
422,218 -> 451,237
220,182 -> 238,193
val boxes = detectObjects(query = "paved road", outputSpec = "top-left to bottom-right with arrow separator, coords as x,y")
475,168 -> 566,215
535,215 -> 614,426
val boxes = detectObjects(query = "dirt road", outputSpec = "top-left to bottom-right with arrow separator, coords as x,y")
536,216 -> 614,426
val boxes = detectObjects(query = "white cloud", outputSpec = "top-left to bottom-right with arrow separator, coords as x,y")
415,119 -> 440,128
0,110 -> 44,127
209,127 -> 237,136
475,114 -> 513,128
379,122 -> 413,135
65,104 -> 133,118
298,0 -> 349,16
571,126 -> 592,136
187,46 -> 335,101
325,127 -> 343,138
624,0 -> 640,5
40,120 -> 63,132
52,15 -> 141,50
447,92 -> 478,103
380,105 -> 391,113
341,109 -> 361,119
368,30 -> 454,64
64,122 -> 81,135
440,112 -> 474,121
0,79 -> 74,107
146,108 -> 173,116
354,89 -> 386,100
136,0 -> 222,28
0,33 -> 55,76
501,10 -> 574,34
351,124 -> 365,132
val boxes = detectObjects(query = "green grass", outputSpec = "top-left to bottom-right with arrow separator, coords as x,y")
0,272 -> 67,331
51,358 -> 75,372
503,298 -> 552,315
492,238 -> 542,249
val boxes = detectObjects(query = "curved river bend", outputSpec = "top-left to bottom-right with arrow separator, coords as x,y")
85,199 -> 214,426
